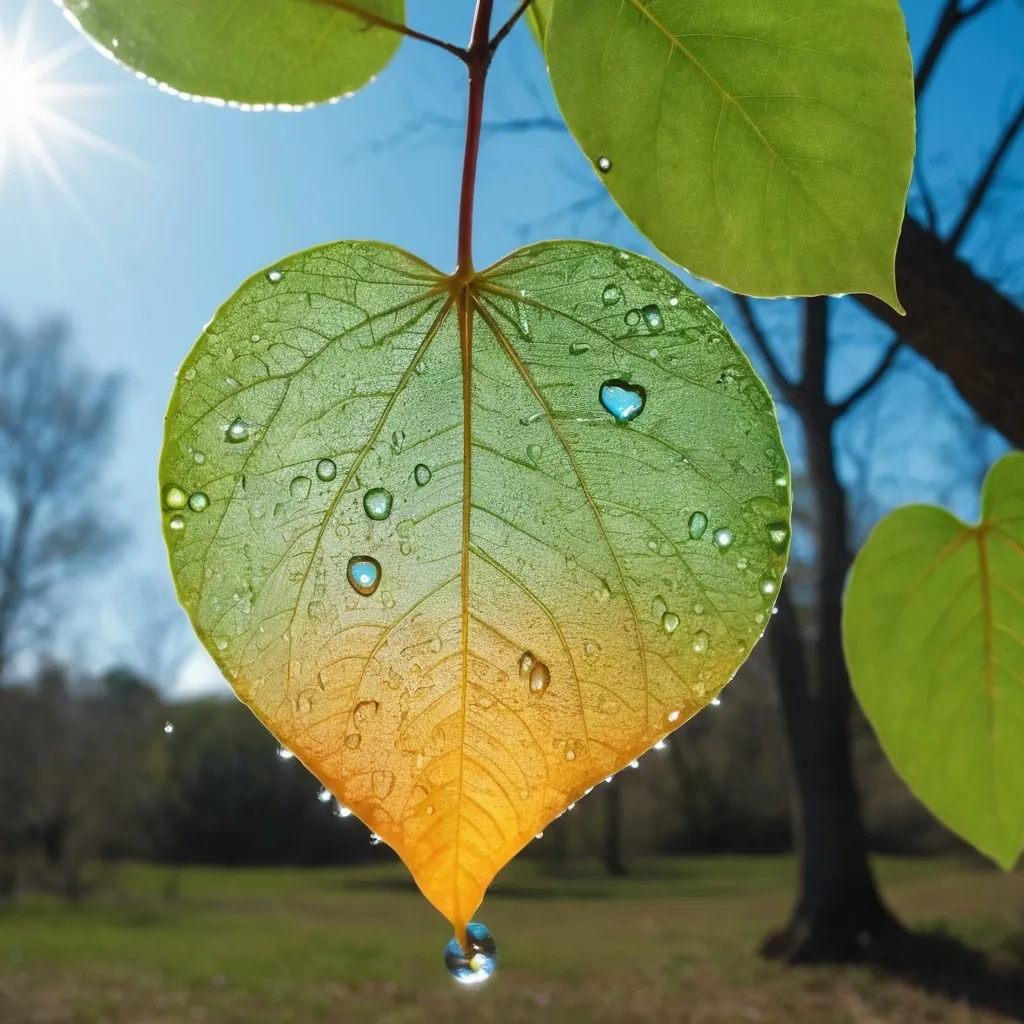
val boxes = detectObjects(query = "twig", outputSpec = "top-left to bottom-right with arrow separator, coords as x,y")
832,337 -> 902,419
733,296 -> 801,406
490,0 -> 535,54
947,97 -> 1024,250
915,0 -> 999,99
303,0 -> 468,61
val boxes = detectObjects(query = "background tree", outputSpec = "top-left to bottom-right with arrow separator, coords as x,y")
0,318 -> 122,682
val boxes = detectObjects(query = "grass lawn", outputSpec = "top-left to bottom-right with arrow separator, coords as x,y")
1,857 -> 1023,1023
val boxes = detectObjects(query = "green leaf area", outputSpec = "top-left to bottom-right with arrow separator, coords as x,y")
845,453 -> 1024,869
526,0 -> 554,46
159,239 -> 790,928
61,0 -> 404,106
545,0 -> 915,309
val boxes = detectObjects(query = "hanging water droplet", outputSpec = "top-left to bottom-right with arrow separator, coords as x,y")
713,528 -> 734,550
317,787 -> 332,803
602,284 -> 621,306
169,515 -> 185,532
335,804 -> 353,818
266,269 -> 282,283
188,492 -> 209,513
347,556 -> 382,597
761,577 -> 778,596
163,485 -> 187,510
225,418 -> 250,443
596,156 -> 612,173
363,487 -> 393,521
316,458 -> 337,482
599,379 -> 646,422
768,521 -> 790,552
662,612 -> 680,634
569,341 -> 592,355
526,444 -> 543,468
688,511 -> 708,540
529,661 -> 550,695
625,309 -> 642,327
414,463 -> 432,486
277,746 -> 294,760
652,596 -> 667,621
164,722 -> 174,735
641,304 -> 664,333
290,476 -> 312,501
693,631 -> 709,654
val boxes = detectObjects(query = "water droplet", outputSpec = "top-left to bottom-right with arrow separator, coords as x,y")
426,805 -> 435,816
317,788 -> 332,803
526,444 -> 543,468
596,156 -> 612,173
414,464 -> 432,486
225,418 -> 250,443
713,528 -> 734,550
616,251 -> 630,262
373,771 -> 395,799
584,640 -> 600,656
711,697 -> 722,707
391,429 -> 405,453
772,606 -> 779,616
297,692 -> 312,714
641,304 -> 663,332
669,296 -> 680,307
399,540 -> 412,556
520,411 -> 545,426
652,596 -> 667,621
688,512 -> 708,540
193,451 -> 206,465
768,521 -> 790,552
565,742 -> 577,761
736,557 -> 748,571
307,600 -> 326,620
164,722 -> 174,735
761,577 -> 778,596
599,379 -> 646,422
277,746 -> 294,760
344,733 -> 361,750
667,710 -> 680,724
529,662 -> 550,695
290,476 -> 312,501
694,602 -> 705,615
266,269 -> 282,283
693,631 -> 709,654
593,581 -> 611,602
662,612 -> 680,634
518,651 -> 535,680
625,309 -> 642,327
335,804 -> 353,818
188,492 -> 209,513
569,341 -> 592,355
347,556 -> 382,597
363,487 -> 394,521
602,284 -> 621,306
316,459 -> 337,482
169,515 -> 185,532
163,485 -> 187,510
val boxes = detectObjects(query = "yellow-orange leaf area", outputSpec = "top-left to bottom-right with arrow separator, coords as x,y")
160,240 -> 791,936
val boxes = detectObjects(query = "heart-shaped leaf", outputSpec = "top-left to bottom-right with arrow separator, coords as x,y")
60,0 -> 404,107
844,453 -> 1024,869
545,0 -> 915,309
161,240 -> 790,933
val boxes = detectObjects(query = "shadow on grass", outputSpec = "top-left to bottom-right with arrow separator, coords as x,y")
868,928 -> 1024,1020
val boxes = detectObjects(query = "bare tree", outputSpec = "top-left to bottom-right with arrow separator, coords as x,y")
0,318 -> 122,681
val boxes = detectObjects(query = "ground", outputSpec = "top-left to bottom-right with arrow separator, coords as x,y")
1,857 -> 1022,1023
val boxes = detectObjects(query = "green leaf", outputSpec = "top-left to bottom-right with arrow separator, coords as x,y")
526,0 -> 554,45
844,453 -> 1024,869
61,0 -> 404,106
545,0 -> 915,309
160,239 -> 790,932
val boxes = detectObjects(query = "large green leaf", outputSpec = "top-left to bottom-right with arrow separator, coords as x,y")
61,0 -> 404,107
160,239 -> 790,932
526,0 -> 554,46
844,453 -> 1024,869
545,0 -> 915,309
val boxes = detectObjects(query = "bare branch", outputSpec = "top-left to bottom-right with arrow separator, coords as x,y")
915,0 -> 999,99
490,0 -> 534,54
733,296 -> 801,405
947,97 -> 1024,250
303,0 -> 468,61
832,337 -> 902,419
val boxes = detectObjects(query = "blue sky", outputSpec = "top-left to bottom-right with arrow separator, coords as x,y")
0,0 -> 1021,694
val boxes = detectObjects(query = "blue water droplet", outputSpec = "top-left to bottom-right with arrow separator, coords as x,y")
600,379 -> 646,423
444,922 -> 497,985
347,556 -> 381,597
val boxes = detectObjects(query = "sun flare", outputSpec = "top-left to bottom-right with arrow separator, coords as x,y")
0,0 -> 134,209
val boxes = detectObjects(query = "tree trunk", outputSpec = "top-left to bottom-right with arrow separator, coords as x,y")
603,778 -> 626,877
857,217 -> 1024,448
763,299 -> 903,962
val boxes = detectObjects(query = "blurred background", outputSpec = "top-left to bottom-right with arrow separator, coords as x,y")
0,0 -> 1022,1020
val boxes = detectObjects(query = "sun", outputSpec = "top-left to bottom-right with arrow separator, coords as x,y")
0,0 -> 134,209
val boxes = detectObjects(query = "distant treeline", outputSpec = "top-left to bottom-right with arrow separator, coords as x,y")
0,651 -> 959,899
